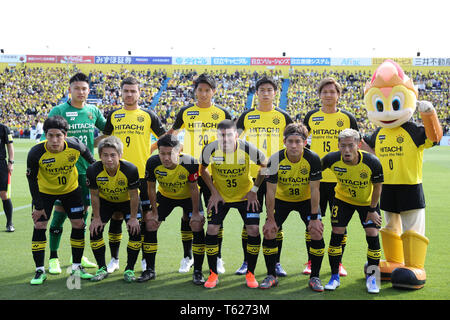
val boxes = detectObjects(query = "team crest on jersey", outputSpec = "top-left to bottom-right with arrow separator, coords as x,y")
88,112 -> 93,120
137,116 -> 145,122
396,135 -> 404,144
360,170 -> 368,179
211,112 -> 220,120
67,155 -> 76,163
179,174 -> 186,180
336,119 -> 344,127
272,116 -> 281,125
117,179 -> 126,186
300,166 -> 309,176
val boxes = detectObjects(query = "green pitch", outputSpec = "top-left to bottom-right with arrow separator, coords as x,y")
0,139 -> 449,301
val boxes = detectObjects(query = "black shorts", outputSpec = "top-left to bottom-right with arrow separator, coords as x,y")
274,198 -> 321,227
0,160 -> 9,191
138,178 -> 150,212
380,184 -> 425,213
207,201 -> 260,226
35,187 -> 84,222
320,182 -> 336,217
99,198 -> 142,223
331,198 -> 381,229
156,192 -> 204,221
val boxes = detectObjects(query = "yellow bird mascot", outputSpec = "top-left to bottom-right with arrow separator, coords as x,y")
363,59 -> 443,289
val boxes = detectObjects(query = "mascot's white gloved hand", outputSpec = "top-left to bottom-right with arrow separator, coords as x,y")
417,101 -> 435,113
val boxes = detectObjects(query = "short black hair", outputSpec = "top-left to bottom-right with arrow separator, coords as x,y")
121,76 -> 140,89
256,76 -> 277,91
217,119 -> 237,131
193,73 -> 216,90
157,134 -> 180,149
43,115 -> 69,134
69,72 -> 89,85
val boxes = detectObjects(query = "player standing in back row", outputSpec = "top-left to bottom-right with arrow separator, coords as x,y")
45,72 -> 106,274
166,73 -> 232,274
99,76 -> 166,276
302,77 -> 358,276
236,76 -> 293,277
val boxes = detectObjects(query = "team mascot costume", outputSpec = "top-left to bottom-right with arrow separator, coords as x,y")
363,59 -> 443,289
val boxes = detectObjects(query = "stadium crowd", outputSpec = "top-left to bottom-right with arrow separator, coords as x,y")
0,65 -> 449,136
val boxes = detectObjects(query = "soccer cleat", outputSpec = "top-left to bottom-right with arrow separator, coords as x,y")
6,224 -> 15,232
30,269 -> 47,285
235,261 -> 247,275
366,275 -> 380,294
308,277 -> 324,292
302,260 -> 311,275
72,266 -> 94,280
259,275 -> 278,289
245,271 -> 259,289
204,271 -> 219,289
275,263 -> 287,277
123,269 -> 136,283
324,274 -> 340,291
107,258 -> 120,273
217,257 -> 225,274
48,258 -> 62,274
339,263 -> 348,277
90,267 -> 108,282
179,257 -> 193,273
137,269 -> 156,282
192,270 -> 206,285
81,256 -> 98,269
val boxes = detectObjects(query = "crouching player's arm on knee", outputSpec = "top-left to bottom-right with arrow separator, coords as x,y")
146,181 -> 159,230
127,188 -> 140,235
263,181 -> 278,239
367,182 -> 382,227
308,180 -> 323,236
200,165 -> 223,214
89,189 -> 103,236
188,180 -> 204,231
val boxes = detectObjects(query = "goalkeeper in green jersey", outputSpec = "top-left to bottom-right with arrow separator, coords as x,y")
42,72 -> 106,274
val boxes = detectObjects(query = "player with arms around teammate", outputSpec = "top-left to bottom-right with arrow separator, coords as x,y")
321,129 -> 383,293
0,123 -> 14,232
99,76 -> 166,273
236,76 -> 293,277
200,120 -> 267,289
27,116 -> 96,285
142,134 -> 205,284
87,136 -> 141,283
166,73 -> 232,273
261,123 -> 325,291
302,77 -> 358,276
45,72 -> 106,274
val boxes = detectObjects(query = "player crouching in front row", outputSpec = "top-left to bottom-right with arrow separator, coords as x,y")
142,134 -> 206,285
261,123 -> 325,291
322,129 -> 384,293
87,136 -> 142,283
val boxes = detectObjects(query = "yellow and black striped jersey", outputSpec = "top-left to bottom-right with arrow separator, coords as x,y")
303,108 -> 358,182
86,160 -> 140,203
103,107 -> 166,178
321,150 -> 384,206
26,137 -> 95,209
201,139 -> 265,202
364,121 -> 435,185
266,148 -> 322,202
236,107 -> 293,178
172,104 -> 232,161
145,154 -> 199,200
